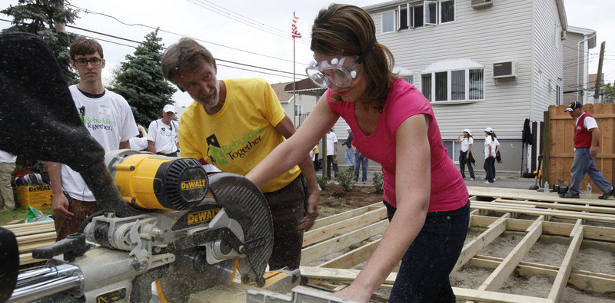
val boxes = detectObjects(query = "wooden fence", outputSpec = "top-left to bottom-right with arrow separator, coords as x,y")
544,103 -> 615,193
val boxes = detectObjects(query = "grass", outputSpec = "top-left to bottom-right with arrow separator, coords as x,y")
0,207 -> 53,226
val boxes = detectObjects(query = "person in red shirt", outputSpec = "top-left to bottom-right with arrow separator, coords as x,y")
560,102 -> 614,199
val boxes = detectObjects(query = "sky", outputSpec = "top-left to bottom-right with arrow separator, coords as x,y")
1,0 -> 613,107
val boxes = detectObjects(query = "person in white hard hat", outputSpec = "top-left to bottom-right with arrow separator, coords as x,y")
483,127 -> 499,184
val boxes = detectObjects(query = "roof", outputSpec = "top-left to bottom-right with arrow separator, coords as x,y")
568,26 -> 597,49
284,78 -> 326,96
271,82 -> 294,103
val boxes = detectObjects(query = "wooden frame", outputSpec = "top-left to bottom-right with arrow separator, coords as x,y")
298,188 -> 615,303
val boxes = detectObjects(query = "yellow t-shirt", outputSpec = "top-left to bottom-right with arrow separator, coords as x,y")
179,78 -> 300,193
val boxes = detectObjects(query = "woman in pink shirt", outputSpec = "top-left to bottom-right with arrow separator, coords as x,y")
247,4 -> 469,302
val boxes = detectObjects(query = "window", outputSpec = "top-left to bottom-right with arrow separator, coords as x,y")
382,10 -> 395,32
451,70 -> 465,100
422,65 -> 485,103
441,0 -> 454,23
403,75 -> 414,84
443,140 -> 461,162
469,69 -> 484,100
421,74 -> 432,101
413,5 -> 424,27
425,1 -> 438,25
435,72 -> 447,101
399,5 -> 409,30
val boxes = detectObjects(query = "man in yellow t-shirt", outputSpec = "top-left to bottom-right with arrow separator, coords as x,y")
161,38 -> 320,270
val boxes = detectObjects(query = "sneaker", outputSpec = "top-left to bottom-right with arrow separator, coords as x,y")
599,188 -> 614,200
559,192 -> 580,199
484,181 -> 491,184
470,178 -> 475,181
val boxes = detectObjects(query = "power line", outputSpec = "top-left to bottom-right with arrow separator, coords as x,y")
1,18 -> 307,79
66,4 -> 308,66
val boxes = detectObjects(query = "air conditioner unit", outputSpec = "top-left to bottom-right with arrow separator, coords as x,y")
493,61 -> 516,79
471,0 -> 493,9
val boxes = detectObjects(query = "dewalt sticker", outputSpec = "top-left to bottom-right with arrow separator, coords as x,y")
180,179 -> 207,190
187,208 -> 220,225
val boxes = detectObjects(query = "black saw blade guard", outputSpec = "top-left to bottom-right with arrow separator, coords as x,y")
208,173 -> 274,287
0,32 -> 138,217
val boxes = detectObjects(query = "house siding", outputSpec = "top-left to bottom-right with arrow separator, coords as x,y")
531,0 -> 564,121
371,0 -> 534,141
562,32 -> 584,104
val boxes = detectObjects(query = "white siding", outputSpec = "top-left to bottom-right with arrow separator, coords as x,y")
530,0 -> 564,121
370,0 -> 535,140
562,32 -> 585,104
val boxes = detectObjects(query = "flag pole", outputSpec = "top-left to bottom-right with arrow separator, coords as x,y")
292,11 -> 297,126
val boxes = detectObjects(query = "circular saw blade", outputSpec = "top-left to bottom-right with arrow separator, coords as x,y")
156,248 -> 237,303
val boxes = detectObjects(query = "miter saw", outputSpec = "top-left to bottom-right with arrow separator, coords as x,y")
0,32 -> 278,302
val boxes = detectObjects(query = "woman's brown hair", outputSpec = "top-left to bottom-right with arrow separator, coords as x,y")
311,4 -> 396,107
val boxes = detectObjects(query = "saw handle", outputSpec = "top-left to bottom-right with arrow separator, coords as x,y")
32,233 -> 90,262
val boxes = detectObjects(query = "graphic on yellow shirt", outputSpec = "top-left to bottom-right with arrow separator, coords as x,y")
205,126 -> 264,166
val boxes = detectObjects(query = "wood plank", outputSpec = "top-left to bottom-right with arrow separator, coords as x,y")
318,239 -> 380,269
452,287 -> 550,303
453,213 -> 510,273
548,219 -> 583,302
300,220 -> 388,265
303,207 -> 386,247
468,186 -> 615,207
300,266 -> 396,284
478,216 -> 543,291
16,232 -> 56,245
468,255 -> 615,294
494,198 -> 615,215
311,203 -> 380,230
470,202 -> 615,223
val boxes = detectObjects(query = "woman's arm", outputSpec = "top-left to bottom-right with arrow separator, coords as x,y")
334,114 -> 431,302
247,93 -> 338,188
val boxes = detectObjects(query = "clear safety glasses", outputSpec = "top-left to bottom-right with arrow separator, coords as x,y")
305,56 -> 359,89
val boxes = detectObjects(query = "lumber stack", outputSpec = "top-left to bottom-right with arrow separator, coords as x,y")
3,220 -> 56,265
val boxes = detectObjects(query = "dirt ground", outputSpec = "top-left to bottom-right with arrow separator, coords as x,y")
317,183 -> 384,217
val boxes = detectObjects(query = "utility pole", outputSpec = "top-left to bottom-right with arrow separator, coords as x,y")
594,41 -> 606,102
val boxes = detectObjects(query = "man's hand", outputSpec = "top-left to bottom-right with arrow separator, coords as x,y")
590,145 -> 599,157
299,190 -> 320,231
52,193 -> 73,220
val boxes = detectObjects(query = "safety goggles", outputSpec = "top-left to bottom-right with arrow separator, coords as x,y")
305,56 -> 359,89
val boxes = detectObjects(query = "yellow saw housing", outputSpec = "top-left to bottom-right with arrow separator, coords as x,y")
105,150 -> 209,210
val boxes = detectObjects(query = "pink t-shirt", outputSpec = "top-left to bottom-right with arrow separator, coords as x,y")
327,79 -> 468,212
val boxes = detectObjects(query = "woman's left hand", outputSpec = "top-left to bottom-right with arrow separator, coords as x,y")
333,283 -> 371,303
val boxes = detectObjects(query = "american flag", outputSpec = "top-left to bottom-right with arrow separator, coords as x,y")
291,15 -> 302,38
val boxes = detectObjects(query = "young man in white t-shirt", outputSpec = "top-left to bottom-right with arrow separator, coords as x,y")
147,104 -> 180,156
48,38 -> 138,241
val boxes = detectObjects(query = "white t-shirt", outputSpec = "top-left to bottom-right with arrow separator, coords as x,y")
460,137 -> 474,152
61,85 -> 138,201
484,136 -> 499,158
129,137 -> 149,151
0,150 -> 17,163
147,119 -> 179,154
576,113 -> 598,130
326,132 -> 338,156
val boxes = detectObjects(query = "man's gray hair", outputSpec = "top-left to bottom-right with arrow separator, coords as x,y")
161,38 -> 214,88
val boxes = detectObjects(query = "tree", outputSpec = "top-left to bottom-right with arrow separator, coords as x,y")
110,29 -> 176,126
604,82 -> 615,103
2,0 -> 79,83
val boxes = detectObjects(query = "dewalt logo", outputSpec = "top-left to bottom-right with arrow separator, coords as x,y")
187,208 -> 220,225
180,179 -> 207,191
29,185 -> 51,192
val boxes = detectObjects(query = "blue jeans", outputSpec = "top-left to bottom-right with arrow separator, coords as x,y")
384,200 -> 469,303
354,153 -> 368,182
483,157 -> 495,183
345,147 -> 354,167
568,147 -> 613,194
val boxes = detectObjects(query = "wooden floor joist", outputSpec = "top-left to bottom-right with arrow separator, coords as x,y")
301,186 -> 615,303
